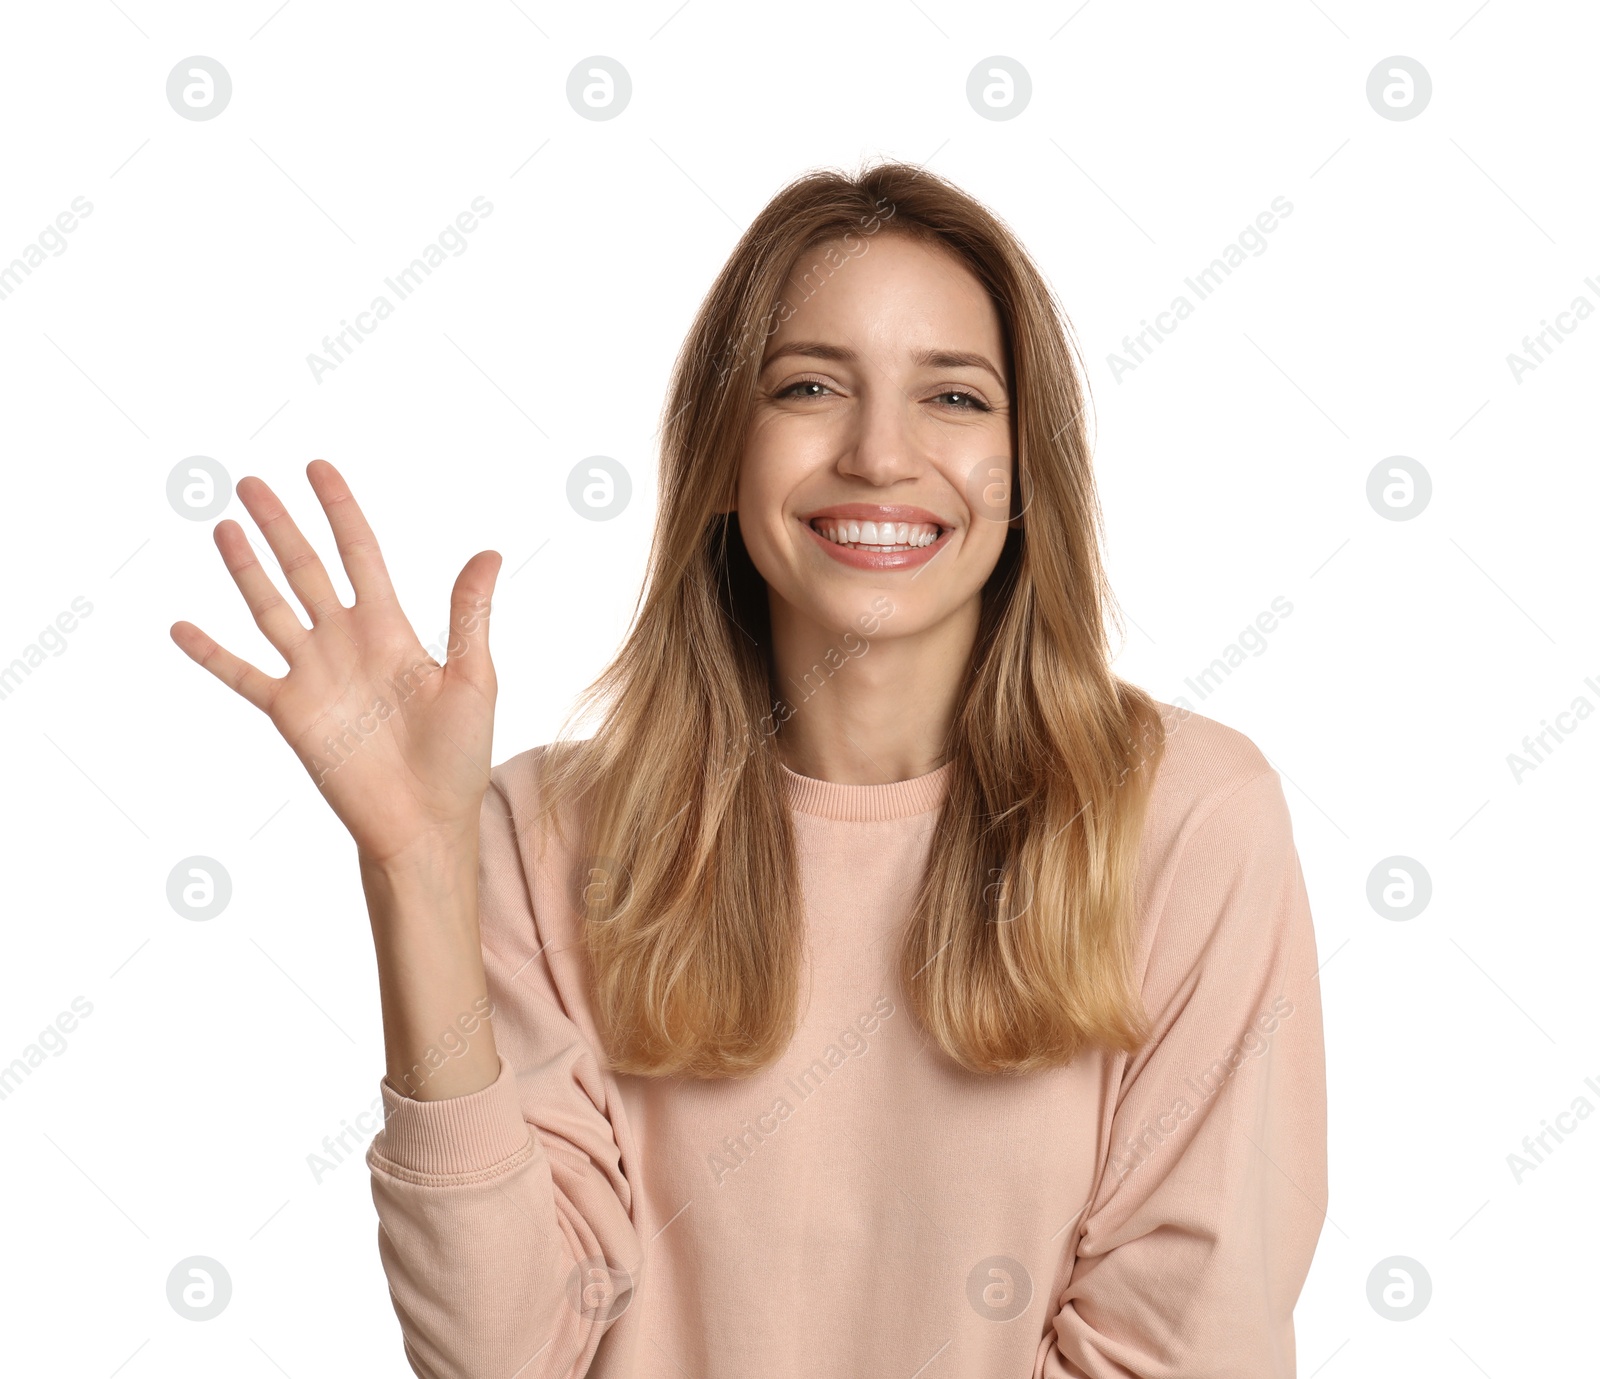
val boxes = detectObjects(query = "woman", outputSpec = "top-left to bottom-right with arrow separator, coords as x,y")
171,161 -> 1327,1378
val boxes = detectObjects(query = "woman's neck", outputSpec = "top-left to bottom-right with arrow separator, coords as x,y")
765,592 -> 978,785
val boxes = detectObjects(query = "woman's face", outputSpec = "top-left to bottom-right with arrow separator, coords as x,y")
737,231 -> 1015,644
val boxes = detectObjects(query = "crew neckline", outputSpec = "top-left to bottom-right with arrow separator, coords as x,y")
779,759 -> 953,821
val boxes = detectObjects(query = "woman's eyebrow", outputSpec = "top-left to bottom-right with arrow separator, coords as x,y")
760,341 -> 854,368
912,348 -> 1006,389
761,341 -> 1007,390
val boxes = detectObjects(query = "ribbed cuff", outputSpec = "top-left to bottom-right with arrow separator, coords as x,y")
369,1053 -> 534,1179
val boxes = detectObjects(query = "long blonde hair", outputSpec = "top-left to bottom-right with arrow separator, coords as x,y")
536,160 -> 1166,1079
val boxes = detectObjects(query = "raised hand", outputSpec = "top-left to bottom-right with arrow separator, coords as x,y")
170,459 -> 502,868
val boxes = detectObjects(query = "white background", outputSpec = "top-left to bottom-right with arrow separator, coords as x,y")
1,1 -> 1595,1374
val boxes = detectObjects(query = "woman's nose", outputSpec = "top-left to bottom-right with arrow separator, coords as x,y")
836,388 -> 922,486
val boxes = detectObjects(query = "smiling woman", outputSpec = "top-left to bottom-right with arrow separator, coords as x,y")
171,159 -> 1326,1379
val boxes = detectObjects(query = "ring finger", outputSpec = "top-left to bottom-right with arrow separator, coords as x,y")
214,517 -> 311,658
235,474 -> 343,623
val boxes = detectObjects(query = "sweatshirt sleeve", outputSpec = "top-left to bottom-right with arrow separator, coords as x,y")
1044,768 -> 1328,1379
365,766 -> 642,1379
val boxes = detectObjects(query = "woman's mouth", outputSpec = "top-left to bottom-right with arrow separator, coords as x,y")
810,518 -> 942,551
803,516 -> 952,570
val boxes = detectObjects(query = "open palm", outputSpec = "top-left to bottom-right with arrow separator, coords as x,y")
170,459 -> 502,866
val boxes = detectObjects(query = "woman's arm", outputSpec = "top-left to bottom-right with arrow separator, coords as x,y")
1042,767 -> 1329,1379
365,765 -> 643,1379
360,835 -> 499,1104
171,462 -> 637,1374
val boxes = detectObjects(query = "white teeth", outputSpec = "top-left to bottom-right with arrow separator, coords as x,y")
812,518 -> 941,552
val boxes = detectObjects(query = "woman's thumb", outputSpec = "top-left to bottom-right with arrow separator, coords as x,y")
445,551 -> 502,689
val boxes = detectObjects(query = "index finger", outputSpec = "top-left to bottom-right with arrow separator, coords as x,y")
305,458 -> 398,607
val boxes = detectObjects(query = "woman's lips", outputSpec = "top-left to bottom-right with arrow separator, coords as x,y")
802,517 -> 952,571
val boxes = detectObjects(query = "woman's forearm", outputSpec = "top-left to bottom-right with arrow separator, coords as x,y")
360,832 -> 501,1102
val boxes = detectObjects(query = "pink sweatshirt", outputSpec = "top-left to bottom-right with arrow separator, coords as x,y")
365,704 -> 1328,1378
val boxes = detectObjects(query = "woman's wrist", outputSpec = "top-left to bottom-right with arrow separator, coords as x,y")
357,826 -> 481,884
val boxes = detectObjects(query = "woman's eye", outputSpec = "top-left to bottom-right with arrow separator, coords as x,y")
933,390 -> 987,410
776,380 -> 833,399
